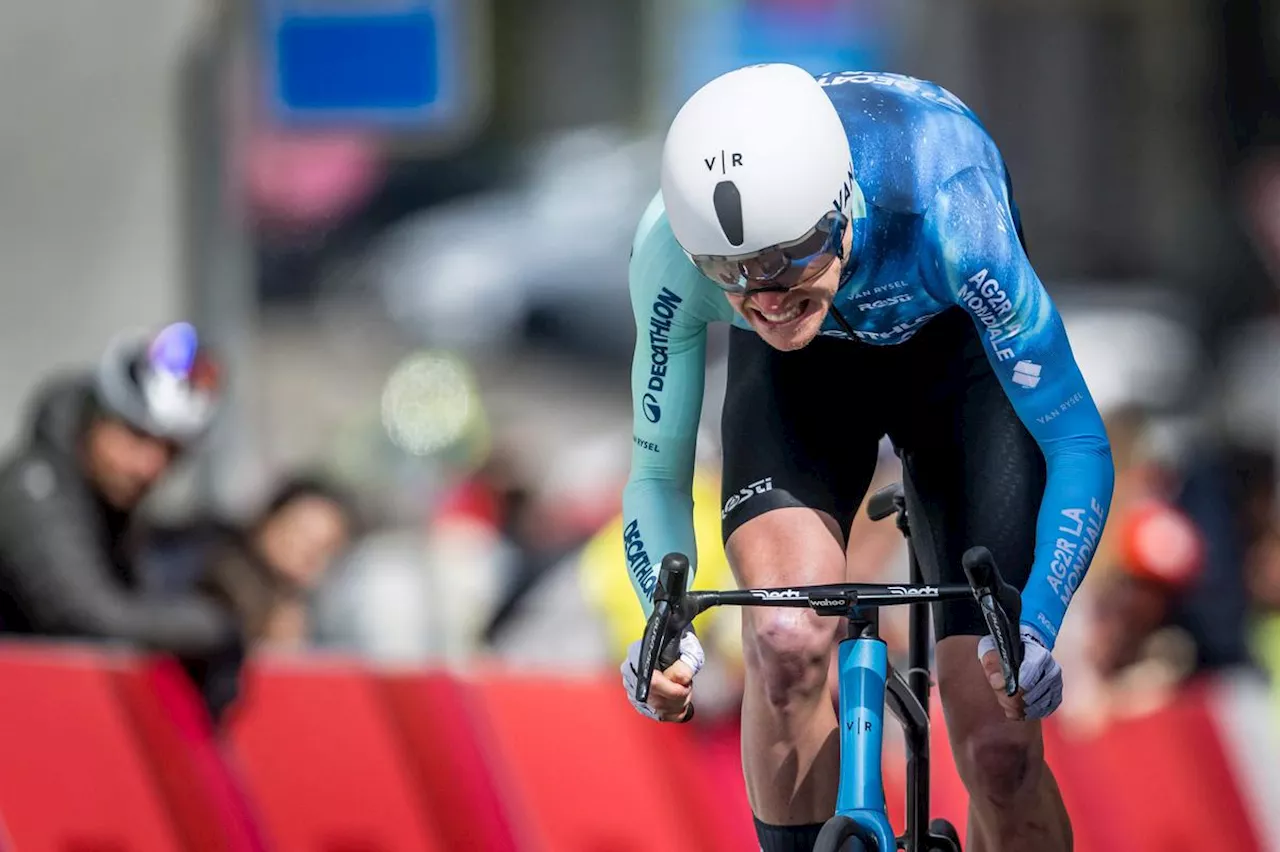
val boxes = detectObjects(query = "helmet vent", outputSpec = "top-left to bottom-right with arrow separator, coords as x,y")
712,180 -> 744,247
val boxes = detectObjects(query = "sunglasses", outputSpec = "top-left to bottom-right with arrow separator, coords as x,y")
688,209 -> 848,295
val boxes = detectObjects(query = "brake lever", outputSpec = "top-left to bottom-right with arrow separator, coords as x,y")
976,591 -> 1020,696
633,554 -> 692,704
962,547 -> 1024,697
634,600 -> 671,704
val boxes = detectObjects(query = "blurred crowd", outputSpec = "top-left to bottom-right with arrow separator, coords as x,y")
0,315 -> 1277,735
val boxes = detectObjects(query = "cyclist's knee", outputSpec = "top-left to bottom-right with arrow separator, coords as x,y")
935,636 -> 1044,805
745,609 -> 838,707
958,722 -> 1041,805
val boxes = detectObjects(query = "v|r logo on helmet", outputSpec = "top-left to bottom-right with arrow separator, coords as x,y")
704,152 -> 744,172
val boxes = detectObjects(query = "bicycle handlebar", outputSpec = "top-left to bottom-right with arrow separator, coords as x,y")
634,546 -> 1025,705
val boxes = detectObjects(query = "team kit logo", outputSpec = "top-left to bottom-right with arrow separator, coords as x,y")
722,477 -> 774,519
643,288 -> 683,423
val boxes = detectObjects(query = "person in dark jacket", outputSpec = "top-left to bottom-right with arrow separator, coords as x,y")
0,322 -> 240,658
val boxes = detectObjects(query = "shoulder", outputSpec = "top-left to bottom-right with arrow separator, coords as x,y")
629,191 -> 734,325
818,71 -> 1009,214
921,165 -> 1021,255
629,192 -> 695,294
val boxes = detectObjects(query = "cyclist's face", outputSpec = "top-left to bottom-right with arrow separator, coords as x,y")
724,225 -> 851,352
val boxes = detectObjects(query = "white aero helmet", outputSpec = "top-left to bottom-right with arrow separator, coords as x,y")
660,63 -> 863,293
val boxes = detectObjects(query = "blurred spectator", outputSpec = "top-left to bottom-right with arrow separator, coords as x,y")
1165,439 -> 1260,672
196,475 -> 357,649
0,323 -> 239,657
433,446 -> 532,545
172,474 -> 357,721
1057,404 -> 1211,729
481,437 -> 630,653
432,444 -> 542,660
1084,500 -> 1205,698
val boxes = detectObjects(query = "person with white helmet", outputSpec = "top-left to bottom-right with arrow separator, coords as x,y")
618,64 -> 1114,852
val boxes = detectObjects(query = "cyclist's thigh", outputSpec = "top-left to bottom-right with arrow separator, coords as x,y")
886,309 -> 1047,640
720,326 -> 883,588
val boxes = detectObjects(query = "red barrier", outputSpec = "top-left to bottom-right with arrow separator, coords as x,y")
667,716 -> 760,852
380,671 -> 520,852
470,670 -> 721,852
0,646 -> 183,852
0,643 -> 1270,852
1040,721 -> 1110,852
227,657 -> 448,852
112,657 -> 269,852
1070,679 -> 1264,852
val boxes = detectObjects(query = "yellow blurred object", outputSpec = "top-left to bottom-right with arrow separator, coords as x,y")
1256,615 -> 1280,712
580,470 -> 742,665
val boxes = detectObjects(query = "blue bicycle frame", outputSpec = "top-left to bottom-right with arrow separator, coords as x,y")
835,626 -> 899,852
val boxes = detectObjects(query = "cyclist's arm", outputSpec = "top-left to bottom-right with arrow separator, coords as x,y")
923,165 -> 1115,649
621,195 -> 731,617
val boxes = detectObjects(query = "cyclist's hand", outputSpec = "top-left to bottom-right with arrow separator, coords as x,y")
978,626 -> 1063,721
620,629 -> 705,722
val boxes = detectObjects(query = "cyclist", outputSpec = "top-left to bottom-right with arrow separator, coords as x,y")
618,63 -> 1114,852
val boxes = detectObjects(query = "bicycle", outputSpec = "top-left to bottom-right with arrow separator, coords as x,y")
634,482 -> 1025,852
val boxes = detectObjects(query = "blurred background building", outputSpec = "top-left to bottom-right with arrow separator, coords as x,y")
0,0 -> 1278,849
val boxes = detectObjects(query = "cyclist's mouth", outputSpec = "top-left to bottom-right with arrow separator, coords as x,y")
750,297 -> 811,330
